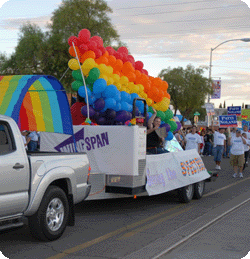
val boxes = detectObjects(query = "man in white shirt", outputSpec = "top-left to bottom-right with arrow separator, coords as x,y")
184,126 -> 202,153
21,130 -> 31,150
229,130 -> 247,178
27,131 -> 39,151
212,124 -> 226,170
241,125 -> 250,168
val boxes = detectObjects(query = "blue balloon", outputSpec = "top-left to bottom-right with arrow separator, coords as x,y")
93,78 -> 107,94
103,84 -> 118,98
129,93 -> 139,105
121,91 -> 131,103
78,86 -> 92,99
165,131 -> 173,141
148,112 -> 152,118
121,101 -> 130,112
88,95 -> 96,105
105,98 -> 117,110
114,90 -> 121,102
94,92 -> 102,99
114,102 -> 121,112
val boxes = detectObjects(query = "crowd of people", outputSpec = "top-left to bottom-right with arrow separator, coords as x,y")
145,109 -> 250,178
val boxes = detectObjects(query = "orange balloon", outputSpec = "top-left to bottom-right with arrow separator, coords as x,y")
126,72 -> 136,82
122,61 -> 135,75
135,70 -> 142,79
69,46 -> 80,58
103,51 -> 109,58
166,93 -> 170,99
95,56 -> 109,65
114,59 -> 123,71
113,70 -> 121,76
162,81 -> 169,90
108,55 -> 117,67
80,50 -> 96,63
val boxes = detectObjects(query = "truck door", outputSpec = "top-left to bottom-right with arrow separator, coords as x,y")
0,121 -> 29,217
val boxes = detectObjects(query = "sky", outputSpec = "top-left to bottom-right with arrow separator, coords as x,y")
0,0 -> 250,108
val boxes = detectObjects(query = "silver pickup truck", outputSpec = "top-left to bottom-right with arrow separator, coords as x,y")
0,115 -> 91,241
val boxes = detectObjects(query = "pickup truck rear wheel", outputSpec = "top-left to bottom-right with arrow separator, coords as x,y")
29,186 -> 69,241
178,184 -> 194,203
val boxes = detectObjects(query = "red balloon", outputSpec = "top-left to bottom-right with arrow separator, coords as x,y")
117,46 -> 129,55
78,29 -> 91,44
78,44 -> 88,54
127,55 -> 135,66
121,54 -> 129,63
68,36 -> 80,46
87,41 -> 97,51
106,46 -> 116,55
99,46 -> 106,55
142,69 -> 148,75
91,36 -> 103,48
135,61 -> 144,71
94,48 -> 102,59
114,52 -> 123,60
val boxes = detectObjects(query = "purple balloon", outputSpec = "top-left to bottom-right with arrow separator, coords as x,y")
94,98 -> 105,111
96,116 -> 106,125
81,105 -> 95,117
161,123 -> 171,132
105,109 -> 117,119
116,110 -> 127,122
125,111 -> 132,121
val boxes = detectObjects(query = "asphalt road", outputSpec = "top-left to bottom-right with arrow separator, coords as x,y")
0,156 -> 250,259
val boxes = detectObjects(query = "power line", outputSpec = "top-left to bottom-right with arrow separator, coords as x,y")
125,4 -> 245,17
114,0 -> 220,10
212,65 -> 250,70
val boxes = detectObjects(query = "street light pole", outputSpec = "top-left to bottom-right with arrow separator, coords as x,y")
207,38 -> 250,127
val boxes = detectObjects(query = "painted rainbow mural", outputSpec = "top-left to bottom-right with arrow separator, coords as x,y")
0,75 -> 74,135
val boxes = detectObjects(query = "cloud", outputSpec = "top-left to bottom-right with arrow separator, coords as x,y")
1,15 -> 52,30
0,0 -> 9,8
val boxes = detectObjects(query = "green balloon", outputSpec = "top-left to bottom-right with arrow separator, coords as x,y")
164,109 -> 174,120
87,83 -> 93,91
88,67 -> 100,84
72,70 -> 83,82
168,120 -> 177,132
157,110 -> 165,121
71,80 -> 82,91
148,106 -> 154,114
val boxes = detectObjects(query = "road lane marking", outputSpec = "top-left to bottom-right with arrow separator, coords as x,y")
48,176 -> 250,259
117,207 -> 191,240
47,204 -> 184,259
204,175 -> 250,197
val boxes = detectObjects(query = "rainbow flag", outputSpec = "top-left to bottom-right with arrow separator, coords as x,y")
0,75 -> 73,135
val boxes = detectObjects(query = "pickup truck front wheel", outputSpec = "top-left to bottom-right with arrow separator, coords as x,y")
29,186 -> 69,241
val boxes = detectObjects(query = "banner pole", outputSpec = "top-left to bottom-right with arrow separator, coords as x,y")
72,42 -> 90,119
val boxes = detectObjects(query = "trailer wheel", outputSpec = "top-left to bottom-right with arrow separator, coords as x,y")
193,181 -> 205,199
178,184 -> 194,203
29,186 -> 69,241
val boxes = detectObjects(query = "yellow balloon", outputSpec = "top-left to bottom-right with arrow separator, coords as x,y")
80,66 -> 91,76
112,74 -> 120,83
82,58 -> 96,69
115,82 -> 122,91
98,64 -> 108,75
124,87 -> 131,94
107,77 -> 114,85
146,98 -> 153,106
140,92 -> 148,99
99,74 -> 108,81
138,84 -> 144,93
120,76 -> 129,85
106,66 -> 114,75
68,59 -> 80,70
132,84 -> 140,93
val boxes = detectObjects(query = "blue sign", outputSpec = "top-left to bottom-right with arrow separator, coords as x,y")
219,115 -> 237,128
227,106 -> 241,116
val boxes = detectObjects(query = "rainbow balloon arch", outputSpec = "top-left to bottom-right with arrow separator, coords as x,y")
68,29 -> 182,138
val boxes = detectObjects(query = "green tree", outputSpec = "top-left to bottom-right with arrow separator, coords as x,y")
219,103 -> 222,108
223,100 -> 226,108
50,0 -> 119,46
242,102 -> 244,108
159,64 -> 213,123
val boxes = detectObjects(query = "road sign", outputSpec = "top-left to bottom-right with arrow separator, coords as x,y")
219,115 -> 237,128
205,103 -> 215,115
227,106 -> 241,116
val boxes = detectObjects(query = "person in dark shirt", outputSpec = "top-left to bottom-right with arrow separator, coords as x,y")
146,107 -> 169,154
203,129 -> 213,156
